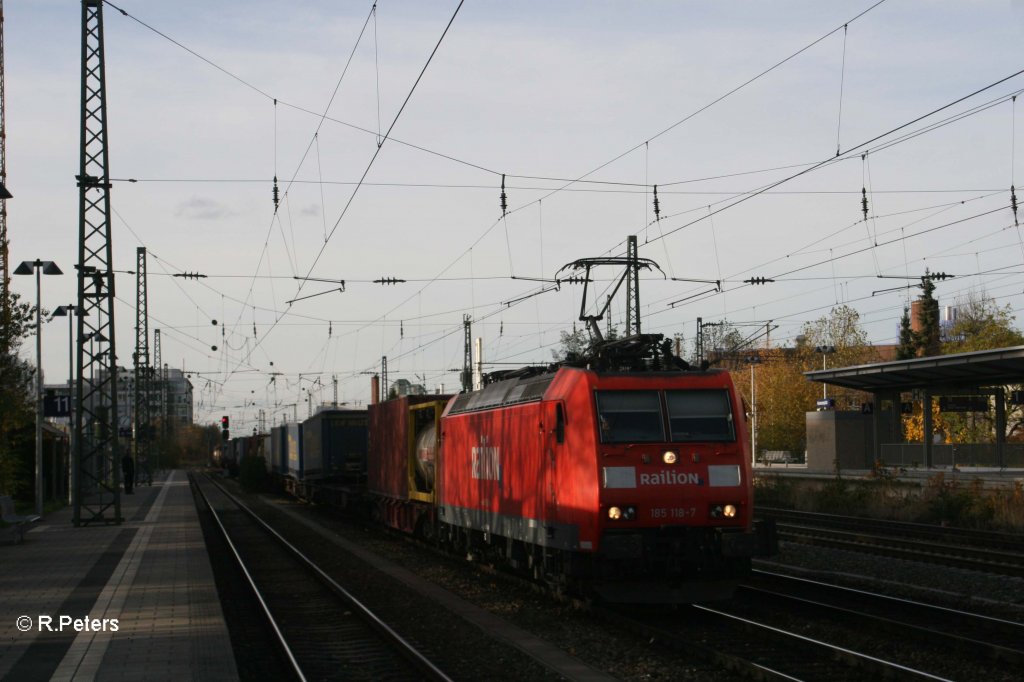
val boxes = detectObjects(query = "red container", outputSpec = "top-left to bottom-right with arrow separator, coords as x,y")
368,395 -> 454,534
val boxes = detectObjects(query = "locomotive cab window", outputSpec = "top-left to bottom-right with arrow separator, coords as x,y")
666,389 -> 735,442
595,390 -> 665,443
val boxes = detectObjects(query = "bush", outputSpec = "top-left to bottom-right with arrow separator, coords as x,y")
814,477 -> 870,514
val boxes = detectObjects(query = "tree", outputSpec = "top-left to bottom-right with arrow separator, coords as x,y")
748,348 -> 816,455
896,308 -> 916,360
737,306 -> 878,456
551,325 -> 590,363
0,292 -> 41,498
943,288 -> 1024,353
914,272 -> 941,357
697,320 -> 746,364
939,289 -> 1024,443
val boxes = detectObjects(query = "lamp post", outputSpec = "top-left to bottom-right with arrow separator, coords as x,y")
13,259 -> 63,517
814,345 -> 836,400
744,355 -> 761,466
52,304 -> 85,504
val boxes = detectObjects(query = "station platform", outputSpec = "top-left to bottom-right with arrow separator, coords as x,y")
0,470 -> 238,681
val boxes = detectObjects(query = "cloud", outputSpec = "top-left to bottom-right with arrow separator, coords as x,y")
174,196 -> 234,220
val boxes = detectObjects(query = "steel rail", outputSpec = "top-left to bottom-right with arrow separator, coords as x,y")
693,604 -> 954,681
200,473 -> 453,682
776,524 -> 1024,577
746,569 -> 1024,664
759,507 -> 1024,551
190,473 -> 307,682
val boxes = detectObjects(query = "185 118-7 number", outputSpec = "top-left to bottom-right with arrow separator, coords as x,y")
649,507 -> 697,520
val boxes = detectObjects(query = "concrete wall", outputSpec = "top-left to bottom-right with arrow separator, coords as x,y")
805,410 -> 874,471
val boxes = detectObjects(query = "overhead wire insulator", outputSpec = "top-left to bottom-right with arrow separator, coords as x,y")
500,174 -> 508,217
1012,185 -> 1019,227
744,276 -> 775,285
400,320 -> 404,339
861,186 -> 869,222
653,184 -> 661,221
373,277 -> 406,285
272,175 -> 280,212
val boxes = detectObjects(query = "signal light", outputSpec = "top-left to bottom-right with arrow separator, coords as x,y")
221,415 -> 229,429
222,429 -> 229,441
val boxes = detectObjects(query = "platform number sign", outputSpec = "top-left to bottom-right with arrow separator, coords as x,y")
43,393 -> 71,417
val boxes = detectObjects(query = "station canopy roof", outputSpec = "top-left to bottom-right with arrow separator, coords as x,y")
804,345 -> 1024,393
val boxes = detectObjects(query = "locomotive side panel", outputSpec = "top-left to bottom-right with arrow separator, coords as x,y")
437,401 -> 551,547
543,368 -> 602,552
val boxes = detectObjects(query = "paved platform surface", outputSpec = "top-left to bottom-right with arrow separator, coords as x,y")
0,470 -> 238,681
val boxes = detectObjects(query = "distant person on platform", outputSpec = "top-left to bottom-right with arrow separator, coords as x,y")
122,454 -> 135,494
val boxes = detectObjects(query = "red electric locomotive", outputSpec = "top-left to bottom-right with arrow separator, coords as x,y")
368,334 -> 775,603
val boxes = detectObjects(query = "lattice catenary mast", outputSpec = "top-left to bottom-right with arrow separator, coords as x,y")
74,0 -> 121,525
0,0 -> 9,340
134,247 -> 151,484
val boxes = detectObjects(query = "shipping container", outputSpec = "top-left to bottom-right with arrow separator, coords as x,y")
286,422 -> 304,478
301,408 -> 369,480
270,425 -> 288,474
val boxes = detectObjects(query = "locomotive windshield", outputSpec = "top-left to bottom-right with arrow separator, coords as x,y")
595,389 -> 736,443
595,390 -> 665,443
666,389 -> 734,442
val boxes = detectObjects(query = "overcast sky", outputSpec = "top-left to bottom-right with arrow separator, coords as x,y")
6,1 -> 1024,430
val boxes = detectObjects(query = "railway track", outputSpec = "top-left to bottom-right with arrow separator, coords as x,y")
737,570 -> 1024,677
191,473 -> 452,682
603,601 -> 953,681
599,568 -> 1022,681
759,507 -> 1024,577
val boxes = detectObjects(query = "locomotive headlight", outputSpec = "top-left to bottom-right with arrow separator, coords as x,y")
607,506 -> 636,521
662,450 -> 678,464
710,505 -> 723,518
723,504 -> 737,518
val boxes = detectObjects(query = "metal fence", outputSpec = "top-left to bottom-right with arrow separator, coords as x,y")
879,443 -> 1024,468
